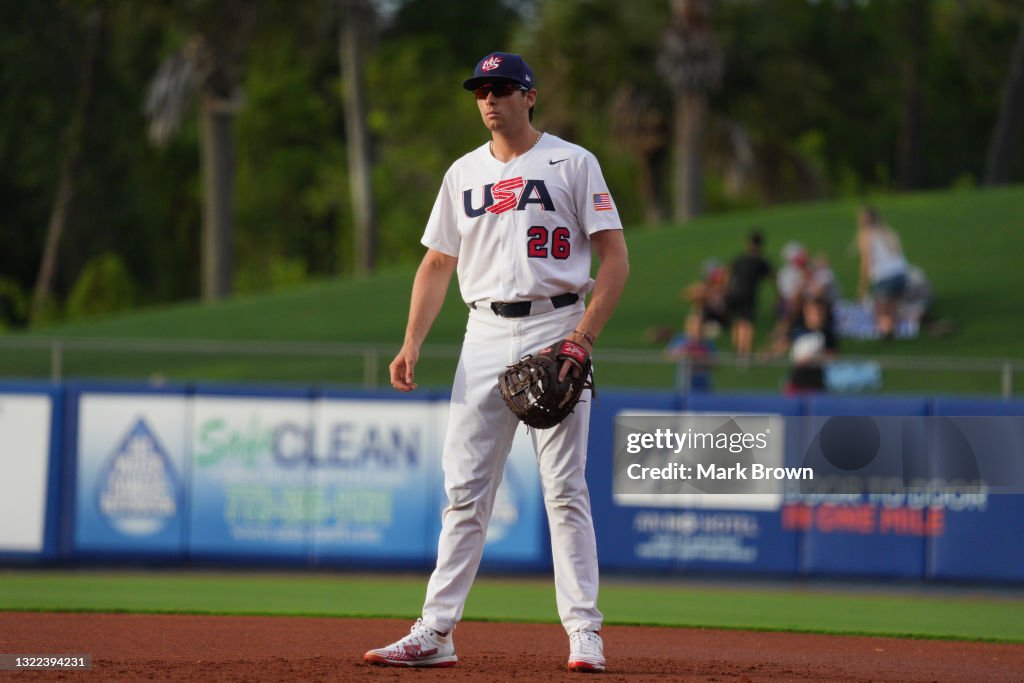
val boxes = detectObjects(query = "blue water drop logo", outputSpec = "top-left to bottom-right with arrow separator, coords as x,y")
96,419 -> 179,537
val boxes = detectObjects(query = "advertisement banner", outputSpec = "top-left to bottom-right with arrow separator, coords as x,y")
0,392 -> 53,554
56,385 -> 1024,581
311,398 -> 442,561
621,507 -> 797,572
188,395 -> 314,557
928,397 -> 1024,581
608,410 -> 798,573
929,495 -> 1024,582
427,409 -> 545,566
587,391 -> 680,572
788,414 -> 1012,578
74,392 -> 188,554
796,398 -> 930,578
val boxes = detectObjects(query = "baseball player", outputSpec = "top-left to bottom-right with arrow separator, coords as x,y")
363,52 -> 629,673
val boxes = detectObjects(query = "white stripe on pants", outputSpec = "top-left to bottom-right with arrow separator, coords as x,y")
421,302 -> 603,635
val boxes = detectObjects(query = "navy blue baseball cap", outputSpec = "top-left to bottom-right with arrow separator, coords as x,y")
463,52 -> 535,91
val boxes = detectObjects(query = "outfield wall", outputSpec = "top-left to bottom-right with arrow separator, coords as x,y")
2,381 -> 1022,583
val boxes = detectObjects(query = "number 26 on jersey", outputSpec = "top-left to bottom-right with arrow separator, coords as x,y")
527,226 -> 571,260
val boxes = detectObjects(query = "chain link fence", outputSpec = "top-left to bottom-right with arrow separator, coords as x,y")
0,337 -> 1019,398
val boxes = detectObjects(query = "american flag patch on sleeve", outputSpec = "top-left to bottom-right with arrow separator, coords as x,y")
592,193 -> 613,211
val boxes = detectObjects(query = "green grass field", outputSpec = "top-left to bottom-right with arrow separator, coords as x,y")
2,571 -> 1022,642
2,185 -> 1022,394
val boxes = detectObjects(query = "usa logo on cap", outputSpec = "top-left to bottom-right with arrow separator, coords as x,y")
463,52 -> 535,91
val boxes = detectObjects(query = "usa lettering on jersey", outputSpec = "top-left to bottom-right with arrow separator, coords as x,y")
463,177 -> 555,217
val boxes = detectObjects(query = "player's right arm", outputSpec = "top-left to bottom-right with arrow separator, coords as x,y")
390,248 -> 458,392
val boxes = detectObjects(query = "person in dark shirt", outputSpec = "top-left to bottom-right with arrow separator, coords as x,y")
726,230 -> 774,356
684,259 -> 730,338
785,296 -> 838,393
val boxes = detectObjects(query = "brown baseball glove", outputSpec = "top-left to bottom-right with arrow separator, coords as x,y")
498,338 -> 594,429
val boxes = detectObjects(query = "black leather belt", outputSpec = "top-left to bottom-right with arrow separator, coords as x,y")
470,292 -> 579,318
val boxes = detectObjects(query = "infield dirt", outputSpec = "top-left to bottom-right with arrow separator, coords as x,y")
2,613 -> 1022,681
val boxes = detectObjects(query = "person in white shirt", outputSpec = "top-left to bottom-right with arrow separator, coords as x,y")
363,51 -> 629,674
856,206 -> 908,338
776,241 -> 808,320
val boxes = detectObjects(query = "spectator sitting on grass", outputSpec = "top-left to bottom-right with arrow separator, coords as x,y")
898,264 -> 932,334
776,241 -> 809,324
784,296 -> 839,394
857,205 -> 908,339
807,251 -> 840,304
665,313 -> 716,393
765,295 -> 838,394
683,259 -> 730,341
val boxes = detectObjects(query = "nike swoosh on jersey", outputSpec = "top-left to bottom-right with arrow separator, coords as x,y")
548,158 -> 568,165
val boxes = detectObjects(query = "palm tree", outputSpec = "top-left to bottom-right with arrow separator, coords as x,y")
609,84 -> 669,224
32,6 -> 103,323
657,0 -> 722,222
339,0 -> 376,276
985,12 -> 1024,186
896,0 -> 930,191
144,0 -> 256,301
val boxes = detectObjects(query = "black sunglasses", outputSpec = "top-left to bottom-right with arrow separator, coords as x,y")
474,82 -> 529,100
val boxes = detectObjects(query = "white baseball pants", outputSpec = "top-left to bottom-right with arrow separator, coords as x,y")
421,301 -> 603,635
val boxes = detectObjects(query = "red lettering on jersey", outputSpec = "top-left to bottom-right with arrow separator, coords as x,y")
487,176 -> 525,215
464,179 -> 554,217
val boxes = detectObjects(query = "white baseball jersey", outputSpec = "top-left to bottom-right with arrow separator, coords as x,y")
418,131 -> 613,637
422,133 -> 623,304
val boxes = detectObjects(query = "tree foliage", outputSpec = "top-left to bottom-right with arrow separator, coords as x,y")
1,0 -> 1022,327
66,251 -> 137,319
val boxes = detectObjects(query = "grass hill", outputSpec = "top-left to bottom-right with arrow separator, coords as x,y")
3,185 -> 1022,395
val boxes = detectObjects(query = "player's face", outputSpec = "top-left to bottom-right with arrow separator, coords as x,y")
475,82 -> 535,132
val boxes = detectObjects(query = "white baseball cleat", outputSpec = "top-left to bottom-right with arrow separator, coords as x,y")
363,618 -> 457,668
568,629 -> 605,673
